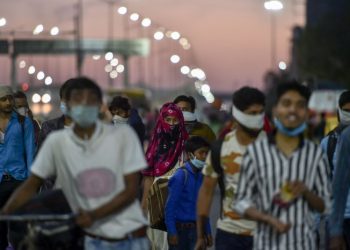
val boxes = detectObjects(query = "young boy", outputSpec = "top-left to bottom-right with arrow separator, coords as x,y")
165,136 -> 212,250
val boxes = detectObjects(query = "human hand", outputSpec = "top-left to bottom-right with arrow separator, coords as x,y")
329,236 -> 346,250
168,234 -> 178,246
194,237 -> 207,250
75,210 -> 95,228
206,234 -> 213,247
267,216 -> 291,234
287,181 -> 308,198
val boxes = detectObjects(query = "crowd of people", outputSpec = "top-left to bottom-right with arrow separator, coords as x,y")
0,77 -> 349,250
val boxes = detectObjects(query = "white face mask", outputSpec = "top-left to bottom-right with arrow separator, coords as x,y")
112,115 -> 128,125
339,107 -> 350,125
17,107 -> 28,117
232,105 -> 264,129
182,111 -> 197,122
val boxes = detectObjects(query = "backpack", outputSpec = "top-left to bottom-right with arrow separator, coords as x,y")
210,139 -> 225,218
148,167 -> 188,231
326,125 -> 347,178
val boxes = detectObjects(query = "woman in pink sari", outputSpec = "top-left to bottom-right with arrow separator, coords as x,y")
141,102 -> 188,211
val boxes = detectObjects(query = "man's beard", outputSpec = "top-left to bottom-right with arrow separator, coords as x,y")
1,107 -> 13,114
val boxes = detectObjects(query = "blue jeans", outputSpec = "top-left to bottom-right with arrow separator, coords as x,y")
85,236 -> 149,250
169,227 -> 196,250
215,229 -> 253,250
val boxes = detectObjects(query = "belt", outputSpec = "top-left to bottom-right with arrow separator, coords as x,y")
85,226 -> 147,243
176,222 -> 196,229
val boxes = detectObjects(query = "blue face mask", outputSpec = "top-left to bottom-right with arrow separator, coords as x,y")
60,102 -> 67,115
190,158 -> 206,169
69,105 -> 99,128
274,118 -> 307,137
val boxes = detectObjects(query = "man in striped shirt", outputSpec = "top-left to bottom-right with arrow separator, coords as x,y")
235,82 -> 332,250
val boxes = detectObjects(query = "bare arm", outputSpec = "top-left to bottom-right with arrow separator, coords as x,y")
77,171 -> 143,227
244,207 -> 291,234
195,176 -> 217,249
2,175 -> 43,214
303,189 -> 325,213
141,175 -> 154,213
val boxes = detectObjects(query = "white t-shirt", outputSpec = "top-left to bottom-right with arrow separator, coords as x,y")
31,121 -> 148,238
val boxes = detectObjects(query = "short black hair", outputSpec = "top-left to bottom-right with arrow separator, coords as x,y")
173,95 -> 196,111
109,96 -> 131,112
274,81 -> 311,105
339,90 -> 350,108
13,91 -> 27,100
232,87 -> 265,111
60,79 -> 75,99
185,136 -> 210,153
65,77 -> 102,102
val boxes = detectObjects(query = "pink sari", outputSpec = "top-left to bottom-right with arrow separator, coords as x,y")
142,103 -> 188,177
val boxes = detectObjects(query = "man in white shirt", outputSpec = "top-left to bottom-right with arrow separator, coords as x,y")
2,77 -> 149,250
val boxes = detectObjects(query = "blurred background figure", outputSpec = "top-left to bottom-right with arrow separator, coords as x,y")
37,79 -> 73,150
109,95 -> 145,146
13,91 -> 41,147
174,95 -> 216,143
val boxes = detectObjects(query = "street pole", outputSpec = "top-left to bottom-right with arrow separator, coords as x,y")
76,0 -> 83,76
123,54 -> 129,88
9,31 -> 17,90
270,13 -> 277,69
108,0 -> 114,88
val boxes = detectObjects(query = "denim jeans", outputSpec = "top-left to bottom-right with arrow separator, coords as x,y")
344,219 -> 350,250
85,236 -> 149,250
0,179 -> 23,250
215,229 -> 253,250
168,227 -> 196,250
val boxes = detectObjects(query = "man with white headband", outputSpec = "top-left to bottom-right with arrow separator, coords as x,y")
195,87 -> 265,250
322,90 -> 350,250
234,82 -> 331,250
174,95 -> 216,143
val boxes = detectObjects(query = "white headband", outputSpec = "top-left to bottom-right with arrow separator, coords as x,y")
232,105 -> 264,129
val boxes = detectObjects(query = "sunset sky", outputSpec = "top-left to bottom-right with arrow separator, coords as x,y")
0,0 -> 305,92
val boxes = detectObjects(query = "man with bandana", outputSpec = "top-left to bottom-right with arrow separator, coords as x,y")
2,78 -> 149,250
174,95 -> 216,143
195,87 -> 266,250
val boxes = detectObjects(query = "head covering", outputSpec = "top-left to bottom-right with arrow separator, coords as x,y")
142,102 -> 188,177
0,86 -> 13,99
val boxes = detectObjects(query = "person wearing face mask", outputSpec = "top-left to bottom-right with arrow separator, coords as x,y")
109,95 -> 145,146
319,90 -> 350,250
165,136 -> 212,250
195,87 -> 266,250
37,80 -> 73,150
14,91 -> 41,147
174,95 -> 216,143
233,82 -> 331,250
0,86 -> 35,250
141,102 -> 188,250
2,77 -> 149,250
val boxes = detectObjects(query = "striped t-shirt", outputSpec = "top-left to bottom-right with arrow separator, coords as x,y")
235,134 -> 331,250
